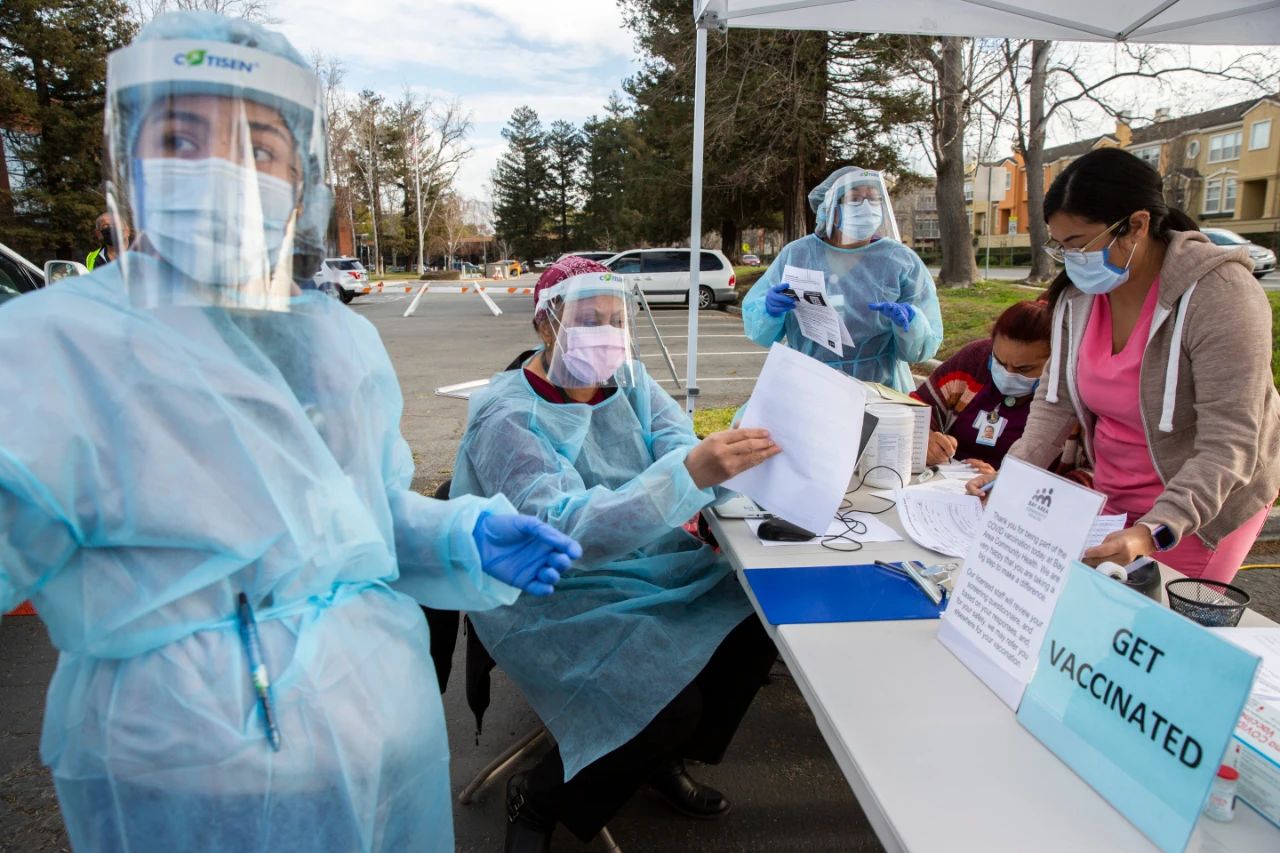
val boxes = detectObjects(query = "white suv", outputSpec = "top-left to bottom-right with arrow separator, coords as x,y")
314,257 -> 368,303
602,248 -> 736,309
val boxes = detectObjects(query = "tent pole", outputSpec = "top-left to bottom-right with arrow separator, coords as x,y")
685,23 -> 709,414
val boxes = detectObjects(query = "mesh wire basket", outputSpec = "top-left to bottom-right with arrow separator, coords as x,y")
1165,578 -> 1250,627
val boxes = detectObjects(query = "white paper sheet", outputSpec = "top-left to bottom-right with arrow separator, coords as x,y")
744,513 -> 903,547
895,490 -> 984,557
1211,628 -> 1280,703
783,265 -> 847,356
938,457 -> 1107,709
1085,513 -> 1127,548
726,344 -> 867,535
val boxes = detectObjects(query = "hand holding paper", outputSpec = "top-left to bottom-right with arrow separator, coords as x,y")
685,428 -> 780,489
726,344 -> 867,535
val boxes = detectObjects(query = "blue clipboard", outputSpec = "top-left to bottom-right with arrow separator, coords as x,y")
744,564 -> 945,625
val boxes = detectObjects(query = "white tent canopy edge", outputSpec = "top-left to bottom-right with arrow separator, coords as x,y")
680,0 -> 1280,412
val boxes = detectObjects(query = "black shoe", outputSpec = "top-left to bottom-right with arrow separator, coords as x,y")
505,773 -> 554,853
648,759 -> 732,820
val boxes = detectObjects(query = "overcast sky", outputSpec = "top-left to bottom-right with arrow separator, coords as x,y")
268,2 -> 1275,199
272,0 -> 641,200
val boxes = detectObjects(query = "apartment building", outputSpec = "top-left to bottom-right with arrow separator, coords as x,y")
968,95 -> 1280,254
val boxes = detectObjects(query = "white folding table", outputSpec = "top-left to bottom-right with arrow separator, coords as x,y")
705,493 -> 1278,852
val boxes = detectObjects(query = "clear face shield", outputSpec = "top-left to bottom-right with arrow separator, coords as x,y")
103,39 -> 330,311
539,273 -> 639,390
816,169 -> 900,245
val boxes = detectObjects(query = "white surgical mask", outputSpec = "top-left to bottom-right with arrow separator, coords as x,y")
1062,237 -> 1136,296
990,355 -> 1038,398
556,325 -> 628,386
838,200 -> 882,243
136,157 -> 296,289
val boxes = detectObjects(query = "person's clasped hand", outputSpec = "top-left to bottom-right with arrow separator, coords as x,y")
764,283 -> 798,317
868,301 -> 915,331
685,428 -> 781,489
964,471 -> 996,501
1082,525 -> 1157,568
473,512 -> 583,596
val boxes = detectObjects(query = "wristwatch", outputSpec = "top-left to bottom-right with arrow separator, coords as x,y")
1140,522 -> 1177,552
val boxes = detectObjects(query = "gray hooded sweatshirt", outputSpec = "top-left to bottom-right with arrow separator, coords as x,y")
1008,230 -> 1280,549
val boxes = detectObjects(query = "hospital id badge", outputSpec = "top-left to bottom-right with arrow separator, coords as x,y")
972,409 -> 1007,447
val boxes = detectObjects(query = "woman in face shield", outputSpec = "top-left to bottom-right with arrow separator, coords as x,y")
451,259 -> 782,852
741,166 -> 944,392
0,12 -> 579,852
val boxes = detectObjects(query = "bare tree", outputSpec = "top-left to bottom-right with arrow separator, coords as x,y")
398,91 -> 472,275
1004,41 -> 1279,282
133,0 -> 277,23
907,38 -> 1010,287
436,192 -> 469,270
347,92 -> 390,274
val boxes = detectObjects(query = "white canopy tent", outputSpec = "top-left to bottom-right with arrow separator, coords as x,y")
680,0 -> 1280,411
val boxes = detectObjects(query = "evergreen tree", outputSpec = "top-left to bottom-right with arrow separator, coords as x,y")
544,119 -> 583,253
491,106 -> 550,260
0,0 -> 136,261
578,95 -> 642,250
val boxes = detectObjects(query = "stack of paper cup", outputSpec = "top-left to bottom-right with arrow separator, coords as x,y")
860,404 -> 915,490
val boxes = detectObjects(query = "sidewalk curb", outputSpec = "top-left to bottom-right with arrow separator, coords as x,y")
1259,507 -> 1280,542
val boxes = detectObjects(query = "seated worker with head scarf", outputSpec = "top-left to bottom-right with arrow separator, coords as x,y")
452,258 -> 782,852
0,12 -> 580,852
742,166 -> 943,392
911,300 -> 1058,471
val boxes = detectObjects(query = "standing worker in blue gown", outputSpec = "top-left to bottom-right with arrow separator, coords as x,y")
742,166 -> 943,392
0,12 -> 579,852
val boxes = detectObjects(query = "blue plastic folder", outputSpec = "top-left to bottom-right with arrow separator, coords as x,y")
744,565 -> 945,625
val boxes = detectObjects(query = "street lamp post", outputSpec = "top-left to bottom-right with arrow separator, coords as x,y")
984,164 -> 993,280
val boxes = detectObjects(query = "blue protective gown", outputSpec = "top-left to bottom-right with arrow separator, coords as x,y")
742,235 -> 943,392
451,363 -> 751,781
0,256 -> 520,852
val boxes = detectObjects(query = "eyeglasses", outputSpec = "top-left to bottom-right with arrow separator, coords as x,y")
1043,217 -> 1125,263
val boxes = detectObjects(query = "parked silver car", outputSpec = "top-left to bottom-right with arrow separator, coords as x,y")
602,248 -> 736,309
1201,228 -> 1276,279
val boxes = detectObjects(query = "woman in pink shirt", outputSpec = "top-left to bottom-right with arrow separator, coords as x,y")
969,148 -> 1280,582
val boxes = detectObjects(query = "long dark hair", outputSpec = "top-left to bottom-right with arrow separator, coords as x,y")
1043,147 -> 1198,307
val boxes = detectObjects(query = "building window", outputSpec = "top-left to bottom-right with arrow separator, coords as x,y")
1186,139 -> 1200,159
916,194 -> 937,212
1249,119 -> 1271,151
1203,176 -> 1239,214
1208,130 -> 1243,163
1132,146 -> 1160,168
916,218 -> 939,239
963,181 -> 973,203
1004,171 -> 1012,191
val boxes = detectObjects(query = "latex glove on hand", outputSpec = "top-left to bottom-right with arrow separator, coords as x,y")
1082,526 -> 1157,568
925,431 -> 958,465
868,301 -> 916,331
473,512 -> 583,596
764,283 -> 798,317
685,428 -> 781,489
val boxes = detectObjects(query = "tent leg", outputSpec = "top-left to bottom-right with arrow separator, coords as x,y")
684,24 -> 708,414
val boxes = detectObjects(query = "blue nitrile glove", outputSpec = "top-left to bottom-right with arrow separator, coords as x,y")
868,301 -> 916,331
473,512 -> 582,596
765,283 -> 798,317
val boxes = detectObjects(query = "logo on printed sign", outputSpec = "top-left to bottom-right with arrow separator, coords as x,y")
1026,487 -> 1053,521
173,48 -> 258,73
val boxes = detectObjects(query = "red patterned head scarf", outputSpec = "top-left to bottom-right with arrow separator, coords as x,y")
532,256 -> 610,326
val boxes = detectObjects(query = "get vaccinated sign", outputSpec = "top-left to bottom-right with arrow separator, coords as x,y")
1018,563 -> 1260,852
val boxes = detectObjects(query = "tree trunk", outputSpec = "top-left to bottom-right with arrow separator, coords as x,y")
720,218 -> 740,264
935,38 -> 978,287
1023,41 -> 1055,283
